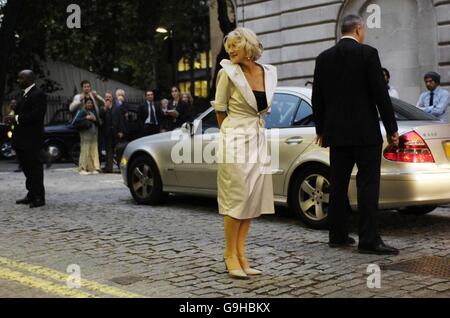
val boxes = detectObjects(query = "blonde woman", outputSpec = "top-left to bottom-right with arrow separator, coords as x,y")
212,27 -> 277,279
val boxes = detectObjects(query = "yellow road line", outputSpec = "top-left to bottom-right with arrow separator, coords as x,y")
0,257 -> 143,298
0,267 -> 95,298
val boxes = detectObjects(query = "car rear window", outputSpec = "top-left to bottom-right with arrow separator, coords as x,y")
391,98 -> 437,121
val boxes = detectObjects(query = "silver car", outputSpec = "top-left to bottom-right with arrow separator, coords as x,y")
120,87 -> 450,229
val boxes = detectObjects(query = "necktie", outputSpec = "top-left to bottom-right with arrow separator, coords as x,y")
429,92 -> 434,107
150,103 -> 155,124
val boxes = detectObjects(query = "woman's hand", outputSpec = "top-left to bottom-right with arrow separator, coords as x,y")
215,111 -> 227,129
86,114 -> 96,122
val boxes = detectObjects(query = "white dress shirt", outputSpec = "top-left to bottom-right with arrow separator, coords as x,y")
145,101 -> 158,125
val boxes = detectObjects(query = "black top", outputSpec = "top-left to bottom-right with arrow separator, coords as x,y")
253,91 -> 268,113
312,38 -> 398,147
13,86 -> 47,150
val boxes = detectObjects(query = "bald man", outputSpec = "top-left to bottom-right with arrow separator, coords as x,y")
7,70 -> 47,208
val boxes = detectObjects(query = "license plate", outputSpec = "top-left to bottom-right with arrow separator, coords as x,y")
445,142 -> 450,158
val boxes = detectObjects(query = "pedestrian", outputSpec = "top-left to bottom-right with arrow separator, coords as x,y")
212,27 -> 277,279
416,71 -> 449,123
99,92 -> 116,173
69,80 -> 104,125
181,92 -> 195,123
7,70 -> 47,208
139,90 -> 163,137
70,80 -> 105,159
312,14 -> 400,255
73,96 -> 100,175
113,89 -> 131,164
382,68 -> 399,99
159,98 -> 171,132
167,86 -> 188,129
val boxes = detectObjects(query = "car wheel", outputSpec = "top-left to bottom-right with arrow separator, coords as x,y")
290,164 -> 330,229
398,205 -> 437,215
43,142 -> 63,162
70,143 -> 80,166
0,140 -> 16,159
128,155 -> 166,205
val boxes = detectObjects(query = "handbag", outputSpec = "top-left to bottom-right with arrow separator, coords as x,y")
74,120 -> 92,131
72,110 -> 93,131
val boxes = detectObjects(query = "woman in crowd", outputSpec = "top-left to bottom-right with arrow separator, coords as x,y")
74,97 -> 101,175
159,98 -> 171,132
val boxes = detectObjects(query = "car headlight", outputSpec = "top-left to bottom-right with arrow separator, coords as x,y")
7,131 -> 13,139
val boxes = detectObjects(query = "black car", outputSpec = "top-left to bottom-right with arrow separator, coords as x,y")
43,109 -> 80,164
0,122 -> 16,160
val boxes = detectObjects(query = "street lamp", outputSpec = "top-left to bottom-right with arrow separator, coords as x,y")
156,25 -> 177,85
156,27 -> 168,34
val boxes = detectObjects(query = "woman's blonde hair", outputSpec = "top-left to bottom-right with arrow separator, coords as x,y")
182,92 -> 194,105
224,27 -> 264,62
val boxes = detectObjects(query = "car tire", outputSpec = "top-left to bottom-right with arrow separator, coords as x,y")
289,164 -> 330,229
398,205 -> 437,215
128,155 -> 166,205
43,142 -> 63,162
70,143 -> 80,166
0,140 -> 16,160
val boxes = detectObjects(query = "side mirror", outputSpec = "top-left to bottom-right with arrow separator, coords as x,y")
181,122 -> 194,136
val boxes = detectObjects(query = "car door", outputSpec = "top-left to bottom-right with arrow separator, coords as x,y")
173,109 -> 220,190
267,94 -> 316,197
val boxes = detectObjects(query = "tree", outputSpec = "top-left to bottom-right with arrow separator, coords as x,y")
0,0 -> 211,106
0,0 -> 25,111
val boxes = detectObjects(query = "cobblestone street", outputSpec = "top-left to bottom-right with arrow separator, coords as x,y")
0,161 -> 449,298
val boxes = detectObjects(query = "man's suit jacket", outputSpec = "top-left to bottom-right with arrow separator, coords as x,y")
112,100 -> 128,137
13,86 -> 47,150
312,38 -> 398,147
138,101 -> 163,128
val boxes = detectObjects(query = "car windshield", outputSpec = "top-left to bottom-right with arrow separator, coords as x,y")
391,98 -> 437,121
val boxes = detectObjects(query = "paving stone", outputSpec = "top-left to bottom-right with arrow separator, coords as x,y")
0,163 -> 448,298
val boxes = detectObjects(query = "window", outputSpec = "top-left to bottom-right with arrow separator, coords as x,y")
391,98 -> 436,121
264,93 -> 300,129
293,100 -> 314,126
178,57 -> 190,72
200,110 -> 219,133
195,80 -> 208,97
179,82 -> 191,94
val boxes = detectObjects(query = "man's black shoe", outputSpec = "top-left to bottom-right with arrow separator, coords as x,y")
29,200 -> 46,209
329,237 -> 356,248
16,197 -> 32,205
358,243 -> 399,255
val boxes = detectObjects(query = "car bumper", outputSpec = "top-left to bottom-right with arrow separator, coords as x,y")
349,171 -> 450,209
120,159 -> 129,187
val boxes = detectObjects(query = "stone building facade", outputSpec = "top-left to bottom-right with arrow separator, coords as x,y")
210,0 -> 450,106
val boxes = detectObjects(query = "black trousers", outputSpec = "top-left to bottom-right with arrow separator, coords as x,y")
16,147 -> 45,201
328,144 -> 382,248
103,135 -> 115,172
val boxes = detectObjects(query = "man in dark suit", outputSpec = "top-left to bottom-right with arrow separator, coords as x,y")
7,70 -> 47,208
99,92 -> 116,173
139,90 -> 163,137
312,15 -> 400,255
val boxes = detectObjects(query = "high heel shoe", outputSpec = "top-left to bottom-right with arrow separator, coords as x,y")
238,256 -> 262,276
224,257 -> 249,279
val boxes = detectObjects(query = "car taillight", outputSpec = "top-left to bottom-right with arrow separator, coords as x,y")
384,131 -> 435,163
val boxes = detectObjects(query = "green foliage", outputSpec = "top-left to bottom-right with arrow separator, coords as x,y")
0,0 -> 210,95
